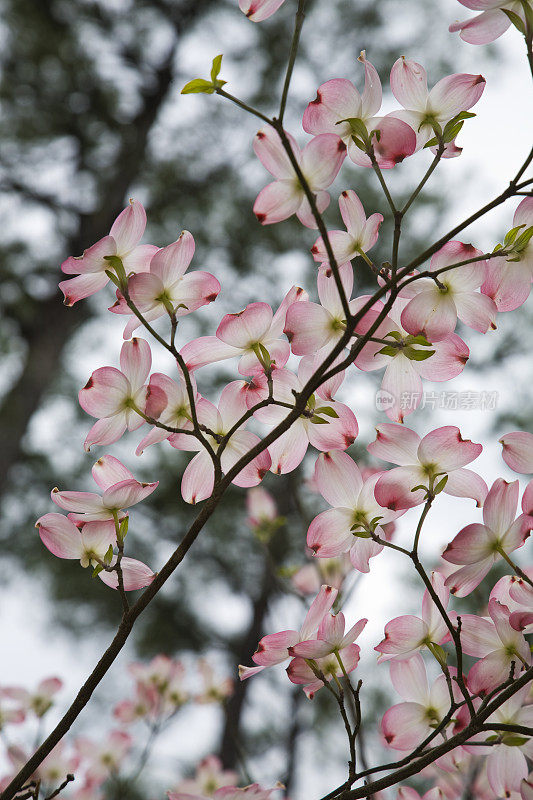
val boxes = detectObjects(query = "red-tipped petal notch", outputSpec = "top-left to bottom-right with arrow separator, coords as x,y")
500,432 -> 533,474
252,630 -> 300,666
417,426 -> 482,472
367,423 -> 420,466
91,455 -> 135,491
79,367 -> 130,418
375,615 -> 428,661
299,584 -> 338,640
284,301 -> 334,356
120,338 -> 152,392
428,72 -> 486,119
253,126 -> 298,179
300,133 -> 346,189
314,450 -> 363,507
370,116 -> 417,168
307,508 -> 353,559
216,303 -> 273,349
239,0 -> 286,22
102,478 -> 158,511
253,180 -> 303,226
303,79 -> 362,136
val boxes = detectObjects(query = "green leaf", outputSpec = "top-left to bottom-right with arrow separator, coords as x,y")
350,135 -> 367,152
405,334 -> 431,347
104,269 -> 121,288
501,7 -> 526,33
310,415 -> 329,424
411,484 -> 429,493
404,346 -> 435,361
337,117 -> 369,143
427,642 -> 448,667
104,545 -> 114,565
442,120 -> 464,143
210,54 -> 223,82
423,136 -> 439,149
433,474 -> 449,495
503,224 -> 525,246
314,406 -> 339,418
181,78 -> 216,95
378,345 -> 399,358
514,225 -> 533,252
484,735 -> 499,743
502,734 -> 529,747
92,564 -> 104,578
119,517 -> 129,542
385,330 -> 403,341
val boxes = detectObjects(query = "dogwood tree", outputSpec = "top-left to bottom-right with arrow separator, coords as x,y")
1,0 -> 532,798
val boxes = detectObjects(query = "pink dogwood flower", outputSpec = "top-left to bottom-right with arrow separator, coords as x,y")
238,584 -> 338,681
168,382 -> 271,504
246,487 -> 278,529
2,678 -> 62,718
369,424 -> 486,511
450,1 -> 528,45
284,262 -> 357,356
169,784 -> 278,800
75,731 -> 132,783
353,296 -> 470,422
36,513 -> 155,590
375,572 -> 454,662
287,610 -> 366,697
389,58 -> 485,152
460,599 -> 531,694
443,478 -> 532,597
303,52 -> 417,168
239,0 -> 286,22
382,655 -> 459,750
172,756 -> 238,798
135,371 -> 197,456
482,198 -> 533,311
79,338 -> 165,451
400,242 -> 497,341
311,190 -> 383,265
59,200 -> 156,305
253,128 -> 346,228
110,231 -> 220,339
490,570 -> 533,635
481,684 -> 533,796
51,454 -> 158,522
180,286 -> 307,374
307,450 -> 403,572
252,365 -> 358,474
500,431 -> 533,474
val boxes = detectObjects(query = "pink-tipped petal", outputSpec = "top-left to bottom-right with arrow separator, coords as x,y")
36,513 -> 83,560
417,427 -> 482,471
109,200 -> 146,254
99,557 -> 155,591
500,432 -> 533,474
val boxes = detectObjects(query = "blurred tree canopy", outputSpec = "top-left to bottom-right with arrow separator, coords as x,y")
0,0 -> 502,795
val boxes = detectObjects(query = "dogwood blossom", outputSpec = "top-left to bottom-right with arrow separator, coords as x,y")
110,231 -> 220,339
311,190 -> 383,265
239,0 -> 285,22
59,200 -> 156,305
369,424 -> 486,510
389,58 -> 485,151
443,478 -> 532,596
307,450 -> 403,572
500,430 -> 533,473
253,127 -> 346,228
303,52 -> 417,168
